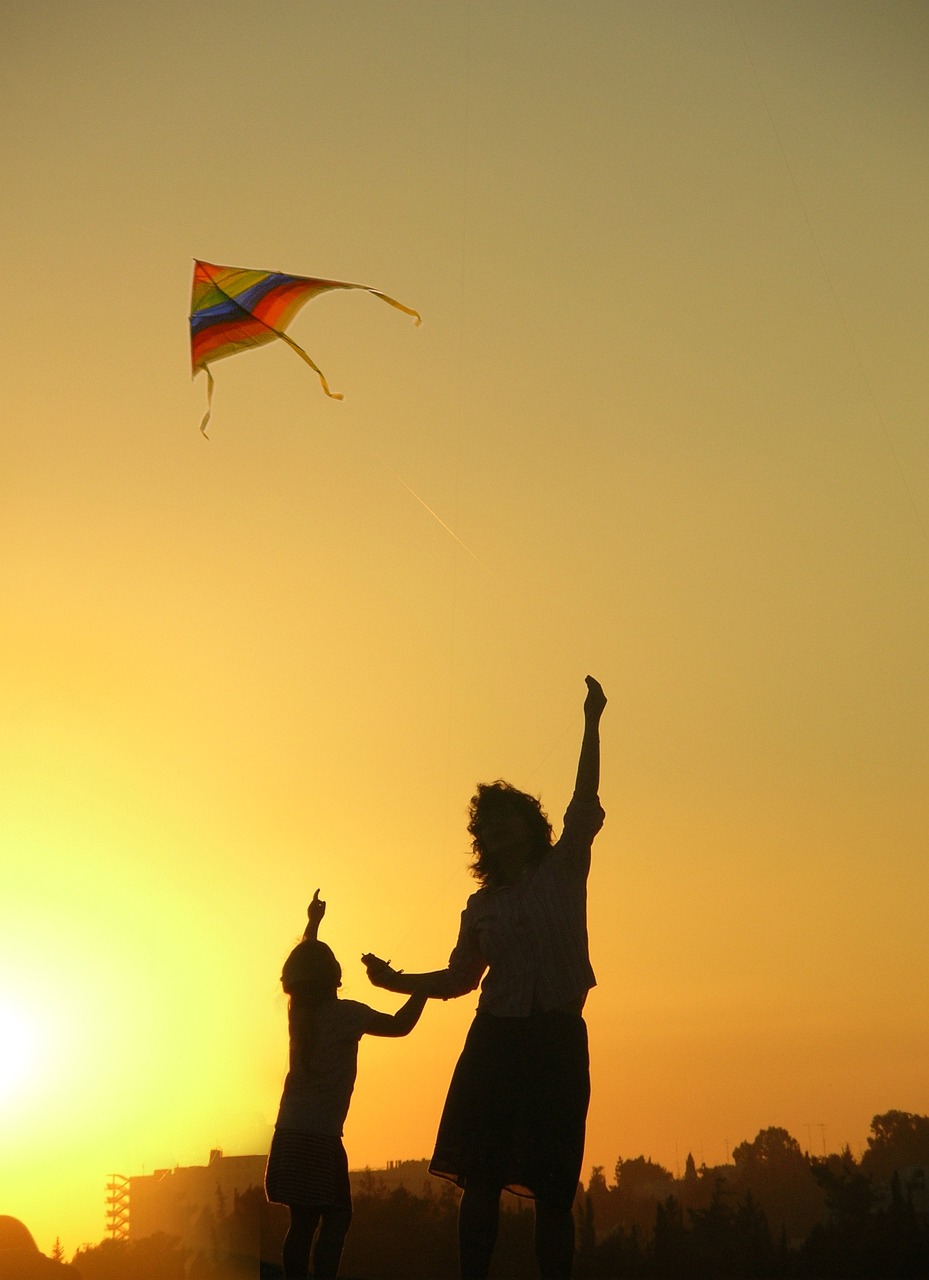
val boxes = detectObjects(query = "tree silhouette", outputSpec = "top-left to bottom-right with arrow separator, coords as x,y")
653,1193 -> 688,1274
609,1155 -> 675,1241
731,1126 -> 822,1242
72,1232 -> 189,1280
64,1110 -> 929,1278
613,1155 -> 674,1198
732,1126 -> 804,1172
811,1148 -> 876,1225
861,1110 -> 929,1187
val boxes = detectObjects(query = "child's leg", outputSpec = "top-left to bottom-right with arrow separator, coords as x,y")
283,1205 -> 320,1280
458,1181 -> 502,1280
312,1203 -> 352,1279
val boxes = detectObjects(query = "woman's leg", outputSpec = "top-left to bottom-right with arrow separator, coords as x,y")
530,1013 -> 587,1279
313,1203 -> 352,1279
283,1205 -> 320,1279
458,1181 -> 502,1280
534,1198 -> 575,1280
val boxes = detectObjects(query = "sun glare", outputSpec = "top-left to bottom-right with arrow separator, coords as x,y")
0,998 -> 40,1101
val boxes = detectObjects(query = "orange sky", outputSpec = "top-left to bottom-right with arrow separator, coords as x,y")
2,0 -> 928,1257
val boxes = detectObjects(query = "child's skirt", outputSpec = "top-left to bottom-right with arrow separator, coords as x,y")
265,1128 -> 351,1209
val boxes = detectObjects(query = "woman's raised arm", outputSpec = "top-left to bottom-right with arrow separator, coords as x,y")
574,675 -> 606,799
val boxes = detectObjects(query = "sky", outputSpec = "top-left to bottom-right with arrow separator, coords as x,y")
2,0 -> 928,1258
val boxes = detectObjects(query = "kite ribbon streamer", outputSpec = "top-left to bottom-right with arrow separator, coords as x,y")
189,260 -> 421,436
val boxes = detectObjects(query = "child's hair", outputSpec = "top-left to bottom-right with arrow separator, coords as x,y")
281,940 -> 342,1066
281,939 -> 342,996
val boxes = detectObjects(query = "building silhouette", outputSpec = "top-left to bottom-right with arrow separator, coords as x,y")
126,1150 -> 266,1245
118,1149 -> 437,1249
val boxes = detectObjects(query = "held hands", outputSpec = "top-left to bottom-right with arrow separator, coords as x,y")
361,952 -> 403,991
584,675 -> 607,721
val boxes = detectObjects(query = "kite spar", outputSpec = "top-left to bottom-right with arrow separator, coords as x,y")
189,260 -> 421,436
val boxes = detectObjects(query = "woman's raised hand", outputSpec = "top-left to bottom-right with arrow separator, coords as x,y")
584,675 -> 607,720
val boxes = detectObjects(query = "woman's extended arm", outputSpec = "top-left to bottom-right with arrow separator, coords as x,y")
362,897 -> 486,1000
360,955 -> 463,999
574,676 -> 606,799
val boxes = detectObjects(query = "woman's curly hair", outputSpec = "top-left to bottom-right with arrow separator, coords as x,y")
467,780 -> 554,887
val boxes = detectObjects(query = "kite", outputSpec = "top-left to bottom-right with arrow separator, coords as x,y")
189,260 -> 421,435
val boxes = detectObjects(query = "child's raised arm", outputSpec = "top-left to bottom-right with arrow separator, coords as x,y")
303,888 -> 326,941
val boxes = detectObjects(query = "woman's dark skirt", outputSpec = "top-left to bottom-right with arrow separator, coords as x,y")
428,1010 -> 590,1212
265,1129 -> 351,1209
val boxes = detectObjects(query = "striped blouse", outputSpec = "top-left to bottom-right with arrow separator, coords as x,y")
441,794 -> 605,1017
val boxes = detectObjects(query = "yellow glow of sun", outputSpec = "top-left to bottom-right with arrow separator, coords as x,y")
0,998 -> 40,1101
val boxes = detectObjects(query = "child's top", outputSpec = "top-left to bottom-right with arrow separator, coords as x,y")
275,998 -> 383,1138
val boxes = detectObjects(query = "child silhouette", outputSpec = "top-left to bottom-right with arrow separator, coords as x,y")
265,890 -> 427,1280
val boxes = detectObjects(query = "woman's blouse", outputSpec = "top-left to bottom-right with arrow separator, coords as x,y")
442,793 -> 605,1016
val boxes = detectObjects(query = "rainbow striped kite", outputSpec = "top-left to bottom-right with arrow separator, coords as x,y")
190,260 -> 421,435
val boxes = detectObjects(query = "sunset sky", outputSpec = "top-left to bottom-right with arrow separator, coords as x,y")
2,0 -> 928,1257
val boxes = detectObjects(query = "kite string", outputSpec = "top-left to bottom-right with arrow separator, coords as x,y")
369,447 -> 496,579
376,0 -> 491,966
731,5 -> 929,550
443,0 -> 475,811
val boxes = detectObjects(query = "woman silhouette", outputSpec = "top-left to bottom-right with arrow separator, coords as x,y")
363,675 -> 606,1280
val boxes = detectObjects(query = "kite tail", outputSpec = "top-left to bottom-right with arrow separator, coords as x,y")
277,330 -> 344,400
199,366 -> 215,438
367,290 -> 422,326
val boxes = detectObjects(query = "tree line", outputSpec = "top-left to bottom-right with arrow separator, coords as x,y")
62,1109 -> 929,1278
